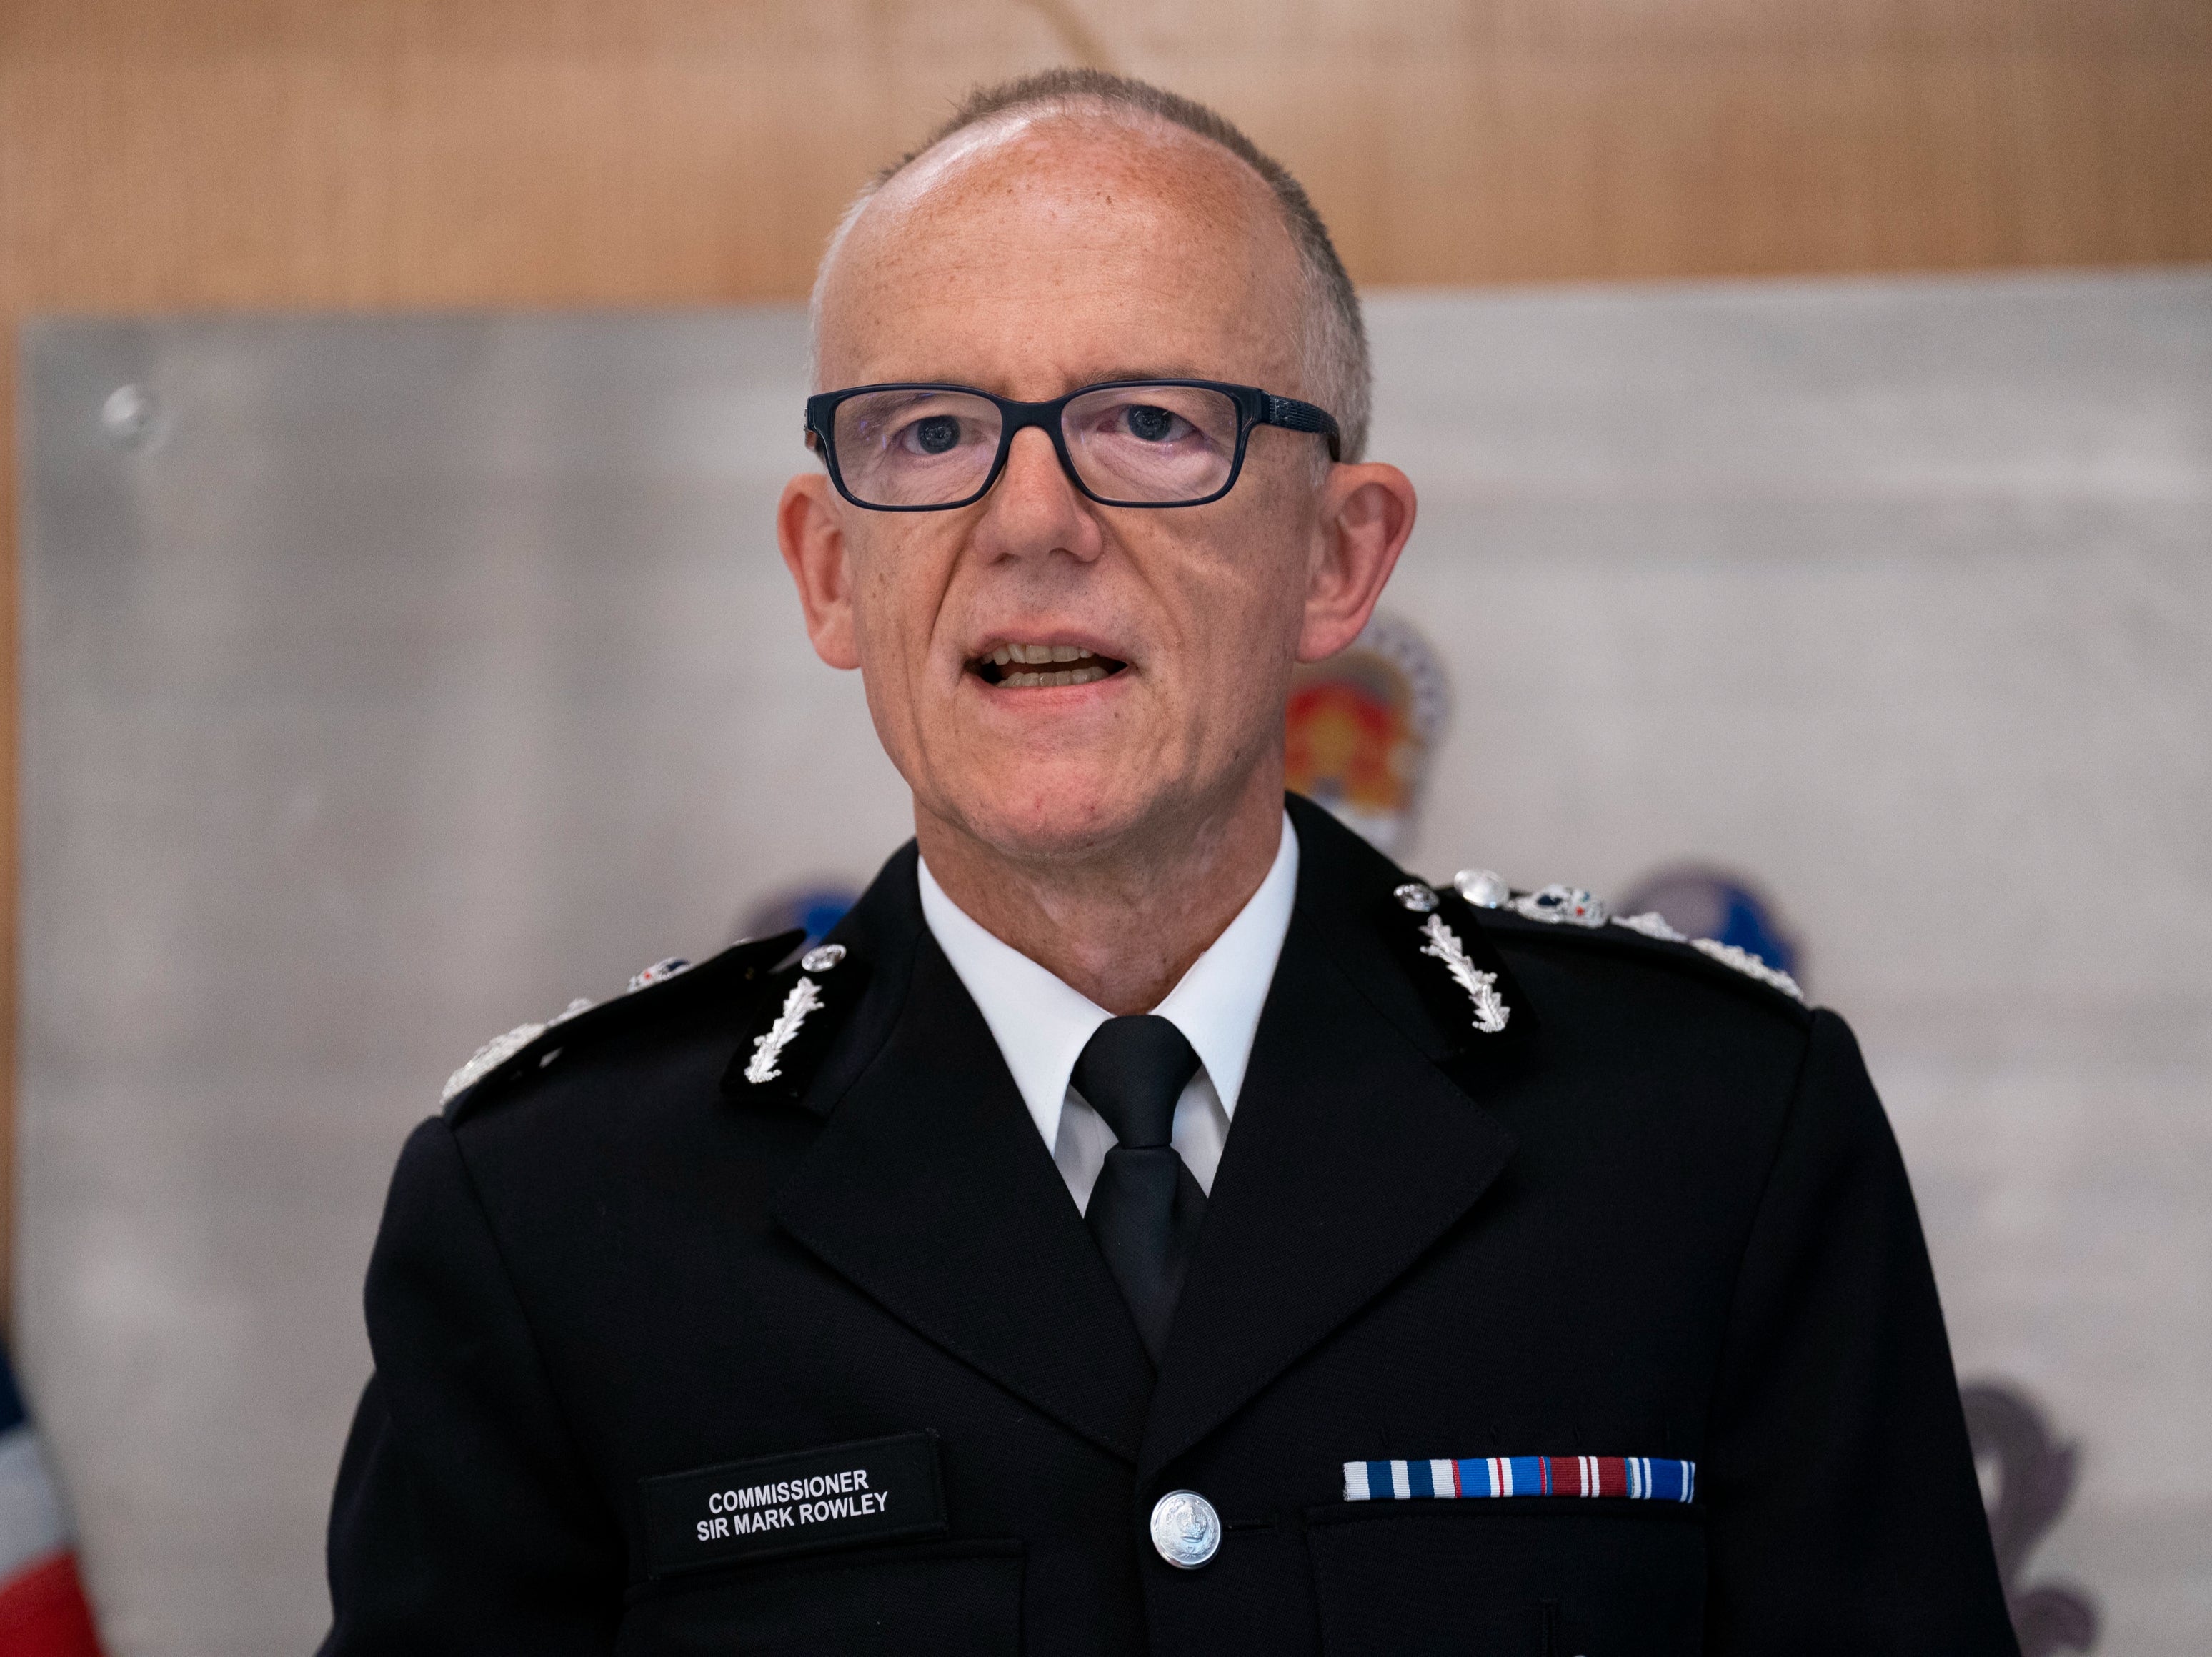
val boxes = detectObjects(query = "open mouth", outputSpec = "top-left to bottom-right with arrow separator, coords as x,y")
970,642 -> 1130,689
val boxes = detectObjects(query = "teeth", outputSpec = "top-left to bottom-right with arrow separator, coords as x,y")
978,642 -> 1117,685
985,642 -> 1104,667
995,664 -> 1111,689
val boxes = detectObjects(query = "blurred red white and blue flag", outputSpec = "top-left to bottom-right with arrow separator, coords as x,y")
0,1348 -> 102,1656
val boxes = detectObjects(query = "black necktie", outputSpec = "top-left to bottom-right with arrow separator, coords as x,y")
1073,1015 -> 1206,1365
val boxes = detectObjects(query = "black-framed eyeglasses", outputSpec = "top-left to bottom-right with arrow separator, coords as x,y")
804,379 -> 1342,512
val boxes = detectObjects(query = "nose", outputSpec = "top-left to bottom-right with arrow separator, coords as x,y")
972,425 -> 1104,565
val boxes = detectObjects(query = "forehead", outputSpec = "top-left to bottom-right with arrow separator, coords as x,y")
816,112 -> 1305,395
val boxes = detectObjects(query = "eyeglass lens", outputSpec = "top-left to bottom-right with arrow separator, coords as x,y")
830,385 -> 1244,507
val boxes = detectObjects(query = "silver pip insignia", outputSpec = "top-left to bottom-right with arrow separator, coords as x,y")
1509,884 -> 1610,927
628,957 -> 691,992
1393,882 -> 1440,914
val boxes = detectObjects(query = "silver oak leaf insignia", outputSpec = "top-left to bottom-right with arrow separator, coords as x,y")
1418,914 -> 1511,1035
743,975 -> 826,1085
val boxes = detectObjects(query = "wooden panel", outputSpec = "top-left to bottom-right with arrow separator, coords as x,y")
5,0 -> 2208,316
2,0 -> 2208,1318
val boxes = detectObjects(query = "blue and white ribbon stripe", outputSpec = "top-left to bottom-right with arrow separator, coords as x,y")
1343,1455 -> 1695,1503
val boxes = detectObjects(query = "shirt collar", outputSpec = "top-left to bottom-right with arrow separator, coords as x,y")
917,812 -> 1300,1152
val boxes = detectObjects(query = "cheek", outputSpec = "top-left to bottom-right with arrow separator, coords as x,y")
839,569 -> 940,763
847,533 -> 951,676
1162,534 -> 1307,746
1182,502 -> 1312,653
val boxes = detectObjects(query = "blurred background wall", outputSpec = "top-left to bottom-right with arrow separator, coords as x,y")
4,2 -> 2210,1652
9,0 -> 2212,1289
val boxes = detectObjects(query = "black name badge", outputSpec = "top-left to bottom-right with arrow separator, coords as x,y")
641,1431 -> 947,1578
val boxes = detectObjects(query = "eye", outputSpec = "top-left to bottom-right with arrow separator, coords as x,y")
1121,404 -> 1185,443
906,414 -> 962,455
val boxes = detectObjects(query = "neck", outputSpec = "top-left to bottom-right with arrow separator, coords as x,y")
915,768 -> 1287,1016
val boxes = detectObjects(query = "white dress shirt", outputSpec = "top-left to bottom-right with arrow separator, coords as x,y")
917,815 -> 1300,1214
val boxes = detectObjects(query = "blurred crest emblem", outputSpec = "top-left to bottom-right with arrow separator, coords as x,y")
1615,866 -> 1803,985
1285,613 -> 1449,857
735,882 -> 862,952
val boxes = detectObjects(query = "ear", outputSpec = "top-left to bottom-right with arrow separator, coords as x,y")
778,472 -> 862,670
1297,461 -> 1418,662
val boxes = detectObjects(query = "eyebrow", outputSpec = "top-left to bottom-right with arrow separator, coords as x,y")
945,369 -> 1232,400
830,369 -> 1240,398
1080,367 -> 1220,385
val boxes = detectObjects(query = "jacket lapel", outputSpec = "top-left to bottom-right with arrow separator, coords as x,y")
1137,800 -> 1524,1480
768,852 -> 1155,1463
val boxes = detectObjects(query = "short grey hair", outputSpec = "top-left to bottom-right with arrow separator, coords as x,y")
809,69 -> 1372,462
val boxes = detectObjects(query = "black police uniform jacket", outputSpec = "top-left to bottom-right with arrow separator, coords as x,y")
322,795 -> 2016,1656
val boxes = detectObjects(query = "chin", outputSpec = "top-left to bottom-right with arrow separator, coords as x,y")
937,763 -> 1172,867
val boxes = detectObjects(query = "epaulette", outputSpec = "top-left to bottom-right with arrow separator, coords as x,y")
441,929 -> 805,1121
1443,866 -> 1810,1009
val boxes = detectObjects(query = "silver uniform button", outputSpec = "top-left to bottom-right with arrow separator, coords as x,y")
1149,1489 -> 1222,1570
1453,867 -> 1510,910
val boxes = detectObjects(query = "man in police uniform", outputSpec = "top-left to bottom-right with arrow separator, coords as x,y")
321,70 -> 2018,1656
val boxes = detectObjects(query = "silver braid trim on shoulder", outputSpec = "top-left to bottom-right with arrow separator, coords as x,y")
1690,937 -> 1806,1004
442,1022 -> 546,1104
